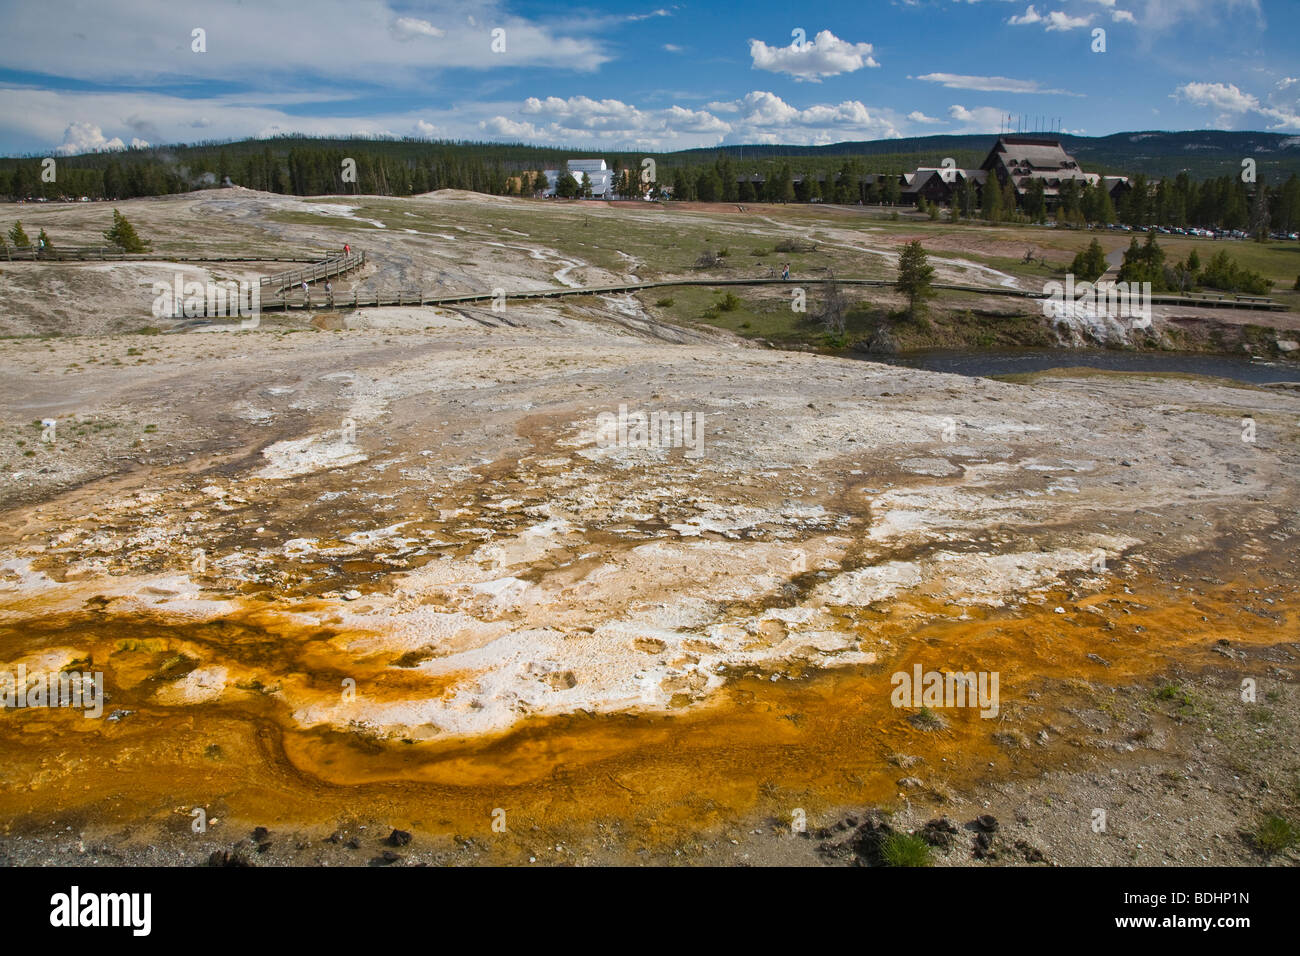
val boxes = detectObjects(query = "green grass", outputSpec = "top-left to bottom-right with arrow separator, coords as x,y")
880,832 -> 933,867
1249,814 -> 1298,855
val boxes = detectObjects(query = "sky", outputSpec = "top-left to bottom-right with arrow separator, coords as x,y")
0,0 -> 1296,156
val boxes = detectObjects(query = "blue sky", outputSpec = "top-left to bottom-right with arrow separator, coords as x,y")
0,0 -> 1296,156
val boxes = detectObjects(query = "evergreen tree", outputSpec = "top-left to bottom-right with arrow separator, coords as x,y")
7,221 -> 30,248
982,175 -> 1003,221
37,228 -> 53,253
895,240 -> 935,317
555,172 -> 580,199
1069,238 -> 1108,282
533,170 -> 549,195
103,209 -> 150,252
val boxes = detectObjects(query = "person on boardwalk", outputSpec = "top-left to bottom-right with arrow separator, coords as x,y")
325,279 -> 333,306
301,279 -> 310,304
343,243 -> 351,256
781,263 -> 790,280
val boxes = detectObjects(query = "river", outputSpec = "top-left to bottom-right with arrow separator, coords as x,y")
864,348 -> 1300,385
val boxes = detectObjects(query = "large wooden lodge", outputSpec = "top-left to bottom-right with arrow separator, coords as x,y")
727,136 -> 1130,209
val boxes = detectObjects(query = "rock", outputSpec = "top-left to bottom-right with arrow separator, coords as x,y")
897,776 -> 924,789
373,850 -> 400,865
207,844 -> 255,867
975,814 -> 999,833
847,812 -> 896,866
345,837 -> 362,850
1015,839 -> 1048,863
251,826 -> 270,844
387,828 -> 412,847
921,817 -> 959,850
1276,340 -> 1298,353
342,589 -> 362,601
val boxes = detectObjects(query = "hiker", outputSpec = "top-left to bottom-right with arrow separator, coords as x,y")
781,263 -> 790,280
325,279 -> 333,306
301,279 -> 310,304
343,243 -> 350,256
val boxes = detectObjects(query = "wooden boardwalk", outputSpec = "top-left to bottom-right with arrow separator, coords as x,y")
260,274 -> 1289,313
9,243 -> 1287,313
3,245 -> 329,264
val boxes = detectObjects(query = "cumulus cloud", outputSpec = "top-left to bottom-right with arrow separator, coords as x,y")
1176,81 -> 1258,113
908,111 -> 943,124
1175,80 -> 1300,130
53,121 -> 128,155
749,30 -> 879,81
482,90 -> 904,149
1008,5 -> 1093,30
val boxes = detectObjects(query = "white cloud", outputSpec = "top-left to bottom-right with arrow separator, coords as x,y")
749,30 -> 879,81
908,111 -> 943,124
1111,9 -> 1136,22
947,104 -> 1012,133
390,17 -> 445,40
1176,81 -> 1258,113
53,121 -> 127,155
1175,80 -> 1300,130
915,72 -> 1079,95
1008,5 -> 1094,30
1007,5 -> 1044,25
0,1 -> 611,83
482,90 -> 905,149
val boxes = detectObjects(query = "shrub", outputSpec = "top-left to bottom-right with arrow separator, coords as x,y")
654,297 -> 674,307
880,832 -> 933,867
774,238 -> 813,254
1198,250 -> 1272,295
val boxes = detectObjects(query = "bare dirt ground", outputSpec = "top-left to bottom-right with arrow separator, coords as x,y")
0,193 -> 1296,867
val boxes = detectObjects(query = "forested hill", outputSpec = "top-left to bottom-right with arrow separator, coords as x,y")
1,129 -> 1297,201
683,130 -> 1300,180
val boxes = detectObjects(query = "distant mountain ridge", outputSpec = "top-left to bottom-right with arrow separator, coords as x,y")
672,130 -> 1300,180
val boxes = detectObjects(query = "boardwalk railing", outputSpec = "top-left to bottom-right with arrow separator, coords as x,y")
255,274 -> 1289,313
261,250 -> 366,293
3,245 -> 333,263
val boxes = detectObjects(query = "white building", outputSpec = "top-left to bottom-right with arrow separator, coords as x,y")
539,159 -> 616,199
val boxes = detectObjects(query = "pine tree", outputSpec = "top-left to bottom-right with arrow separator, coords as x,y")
8,221 -> 30,248
896,240 -> 935,317
103,209 -> 150,253
1069,238 -> 1108,282
37,228 -> 53,253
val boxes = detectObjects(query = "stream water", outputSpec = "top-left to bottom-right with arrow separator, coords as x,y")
864,348 -> 1300,385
